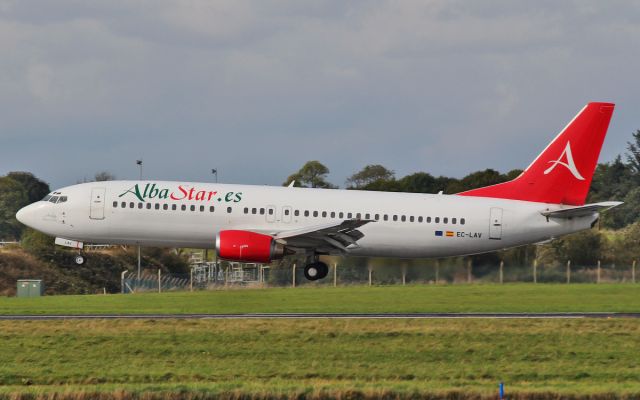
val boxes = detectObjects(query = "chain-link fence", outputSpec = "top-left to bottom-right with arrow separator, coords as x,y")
121,258 -> 638,293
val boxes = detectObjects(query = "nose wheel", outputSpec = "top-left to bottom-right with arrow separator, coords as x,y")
74,254 -> 85,265
304,261 -> 328,281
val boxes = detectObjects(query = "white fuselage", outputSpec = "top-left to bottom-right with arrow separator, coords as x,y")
17,180 -> 596,258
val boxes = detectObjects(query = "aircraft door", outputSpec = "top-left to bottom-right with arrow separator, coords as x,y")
90,188 -> 106,220
266,205 -> 276,223
282,206 -> 292,223
489,207 -> 503,240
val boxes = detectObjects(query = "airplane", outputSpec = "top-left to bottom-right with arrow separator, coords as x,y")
16,102 -> 621,281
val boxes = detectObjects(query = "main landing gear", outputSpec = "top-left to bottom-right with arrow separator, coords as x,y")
304,260 -> 329,281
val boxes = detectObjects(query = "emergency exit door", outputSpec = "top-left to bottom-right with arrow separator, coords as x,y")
90,188 -> 106,220
489,207 -> 503,240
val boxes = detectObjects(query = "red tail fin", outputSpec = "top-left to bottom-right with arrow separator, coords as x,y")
458,102 -> 615,205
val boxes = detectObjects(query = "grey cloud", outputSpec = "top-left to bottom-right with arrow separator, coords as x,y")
0,1 -> 639,189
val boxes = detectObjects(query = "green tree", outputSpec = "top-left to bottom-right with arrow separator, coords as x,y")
445,169 -> 509,193
0,177 -> 28,240
346,165 -> 395,189
625,129 -> 640,176
397,172 -> 453,194
94,171 -> 116,182
6,172 -> 50,204
283,161 -> 336,188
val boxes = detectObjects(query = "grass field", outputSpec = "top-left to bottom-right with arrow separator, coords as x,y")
0,284 -> 639,315
0,318 -> 639,398
1,284 -> 639,399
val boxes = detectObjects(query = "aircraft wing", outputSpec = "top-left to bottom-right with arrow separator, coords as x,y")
267,219 -> 374,254
540,201 -> 623,219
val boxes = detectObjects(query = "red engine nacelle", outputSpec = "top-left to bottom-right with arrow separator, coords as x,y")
216,230 -> 286,264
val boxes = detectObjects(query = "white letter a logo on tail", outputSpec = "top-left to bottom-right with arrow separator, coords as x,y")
544,141 -> 585,180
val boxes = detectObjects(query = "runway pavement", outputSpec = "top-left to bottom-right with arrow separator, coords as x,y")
0,312 -> 639,320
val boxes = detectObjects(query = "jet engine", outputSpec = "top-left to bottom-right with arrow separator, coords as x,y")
216,230 -> 286,264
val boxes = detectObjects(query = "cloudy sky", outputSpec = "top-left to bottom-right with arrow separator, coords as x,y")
1,1 -> 639,189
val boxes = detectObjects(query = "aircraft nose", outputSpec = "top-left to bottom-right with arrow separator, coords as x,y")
16,204 -> 35,228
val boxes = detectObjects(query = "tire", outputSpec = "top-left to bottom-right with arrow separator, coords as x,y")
304,264 -> 320,281
75,255 -> 85,265
304,261 -> 329,281
317,262 -> 329,280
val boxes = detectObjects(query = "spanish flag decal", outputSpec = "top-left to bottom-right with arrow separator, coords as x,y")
446,231 -> 454,237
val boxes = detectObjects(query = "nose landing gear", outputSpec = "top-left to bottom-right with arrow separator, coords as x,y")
304,261 -> 329,281
74,254 -> 85,265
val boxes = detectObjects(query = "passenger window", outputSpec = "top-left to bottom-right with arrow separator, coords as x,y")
339,212 -> 344,219
244,207 -> 249,214
156,203 -> 160,210
252,208 -> 257,214
393,215 -> 398,221
190,205 -> 195,211
375,214 -> 379,220
227,207 -> 232,213
181,204 -> 186,211
461,218 -> 466,225
356,213 -> 361,219
268,208 -> 274,215
164,204 -> 169,210
260,208 -> 265,215
401,215 -> 406,222
365,213 -> 370,219
427,216 -> 431,223
147,203 -> 152,210
138,203 -> 143,209
294,210 -> 300,216
121,201 -> 126,208
209,206 -> 214,212
410,216 -> 414,222
284,209 -> 290,216
435,217 -> 440,223
443,217 -> 448,224
418,216 -> 423,222
113,201 -> 118,208
173,204 -> 177,211
452,218 -> 457,224
348,212 -> 353,219
330,212 -> 335,218
200,205 -> 205,212
384,215 -> 388,221
130,202 -> 134,208
322,211 -> 327,218
304,210 -> 309,217
313,211 -> 318,217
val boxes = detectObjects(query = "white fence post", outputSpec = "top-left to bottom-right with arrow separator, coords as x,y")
368,266 -> 372,286
499,260 -> 504,284
566,260 -> 571,284
333,263 -> 337,287
292,263 -> 296,288
597,260 -> 601,284
633,260 -> 636,284
121,270 -> 128,294
533,259 -> 537,284
158,269 -> 161,293
190,268 -> 193,292
467,259 -> 472,283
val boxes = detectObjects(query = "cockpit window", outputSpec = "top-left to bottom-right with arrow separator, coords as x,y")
49,196 -> 59,203
58,196 -> 68,203
42,195 -> 52,202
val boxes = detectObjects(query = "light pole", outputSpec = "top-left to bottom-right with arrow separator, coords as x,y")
136,159 -> 143,281
212,168 -> 218,183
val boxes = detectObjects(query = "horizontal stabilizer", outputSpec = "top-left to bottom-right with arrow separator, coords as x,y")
540,201 -> 623,219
